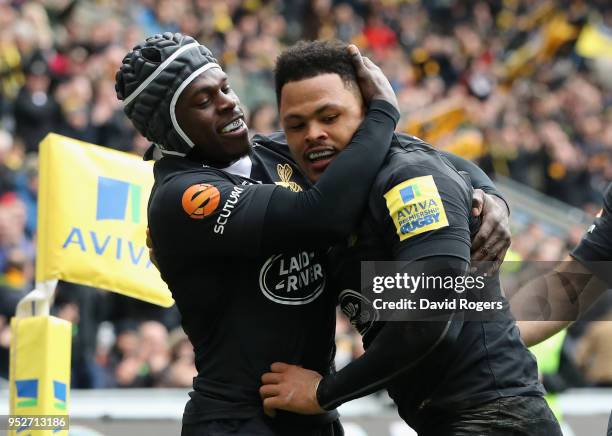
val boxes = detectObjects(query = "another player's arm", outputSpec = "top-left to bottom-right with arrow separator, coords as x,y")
440,151 -> 510,263
261,164 -> 472,413
515,256 -> 607,346
515,183 -> 612,346
315,260 -> 467,411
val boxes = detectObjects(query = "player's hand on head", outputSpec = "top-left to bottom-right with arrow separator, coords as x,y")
470,190 -> 511,271
347,44 -> 398,111
259,362 -> 325,416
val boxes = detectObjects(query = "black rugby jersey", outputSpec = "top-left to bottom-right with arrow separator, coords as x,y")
572,182 -> 612,285
570,182 -> 612,436
147,101 -> 398,426
318,135 -> 544,428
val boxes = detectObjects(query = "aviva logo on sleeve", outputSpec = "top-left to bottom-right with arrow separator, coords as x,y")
384,175 -> 448,241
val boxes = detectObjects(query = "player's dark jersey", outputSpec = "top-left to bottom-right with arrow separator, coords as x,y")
330,135 -> 544,428
572,182 -> 612,285
147,101 -> 398,427
148,149 -> 337,426
572,182 -> 612,436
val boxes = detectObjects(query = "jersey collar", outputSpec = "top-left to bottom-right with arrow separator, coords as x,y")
219,155 -> 253,178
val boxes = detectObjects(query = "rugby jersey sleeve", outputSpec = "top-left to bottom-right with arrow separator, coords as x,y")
316,157 -> 472,409
373,156 -> 472,262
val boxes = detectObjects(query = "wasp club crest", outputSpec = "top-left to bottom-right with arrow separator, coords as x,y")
275,164 -> 302,192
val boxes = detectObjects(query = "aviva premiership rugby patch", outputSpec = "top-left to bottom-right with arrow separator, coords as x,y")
384,175 -> 448,241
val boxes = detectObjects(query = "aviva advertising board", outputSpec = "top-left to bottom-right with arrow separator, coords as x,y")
36,134 -> 173,307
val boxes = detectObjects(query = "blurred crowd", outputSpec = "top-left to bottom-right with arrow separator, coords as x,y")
0,0 -> 610,390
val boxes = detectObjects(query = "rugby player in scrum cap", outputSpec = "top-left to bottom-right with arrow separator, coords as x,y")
259,40 -> 562,435
118,33 -> 511,435
116,31 -> 399,436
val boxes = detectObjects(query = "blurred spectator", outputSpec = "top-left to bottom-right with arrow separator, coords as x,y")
0,315 -> 11,379
14,153 -> 37,238
157,327 -> 197,388
248,102 -> 278,136
113,320 -> 170,388
0,130 -> 17,196
54,281 -> 109,389
0,193 -> 34,291
13,60 -> 60,153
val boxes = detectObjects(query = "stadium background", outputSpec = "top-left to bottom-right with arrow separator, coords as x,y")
0,0 -> 610,434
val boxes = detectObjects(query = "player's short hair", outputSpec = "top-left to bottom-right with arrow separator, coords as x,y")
274,40 -> 358,105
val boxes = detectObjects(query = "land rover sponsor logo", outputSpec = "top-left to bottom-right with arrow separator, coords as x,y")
259,251 -> 325,305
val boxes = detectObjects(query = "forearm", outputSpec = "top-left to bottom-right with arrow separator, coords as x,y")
510,255 -> 607,346
317,257 -> 467,410
317,316 -> 459,410
517,320 -> 571,347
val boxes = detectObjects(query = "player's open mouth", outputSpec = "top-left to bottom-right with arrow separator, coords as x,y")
220,117 -> 247,135
306,149 -> 335,162
306,148 -> 336,171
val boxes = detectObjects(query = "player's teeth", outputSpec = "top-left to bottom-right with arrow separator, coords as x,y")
221,119 -> 243,133
308,150 -> 334,161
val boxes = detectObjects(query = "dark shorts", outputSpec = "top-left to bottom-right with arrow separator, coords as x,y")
181,415 -> 344,436
414,396 -> 562,436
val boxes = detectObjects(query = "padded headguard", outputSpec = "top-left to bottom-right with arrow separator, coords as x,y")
115,32 -> 220,158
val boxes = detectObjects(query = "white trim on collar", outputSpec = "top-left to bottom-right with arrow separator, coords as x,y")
219,155 -> 252,178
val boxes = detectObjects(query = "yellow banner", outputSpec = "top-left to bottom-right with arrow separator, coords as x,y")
500,12 -> 577,82
9,316 -> 71,436
36,134 -> 173,307
576,22 -> 612,59
403,97 -> 467,145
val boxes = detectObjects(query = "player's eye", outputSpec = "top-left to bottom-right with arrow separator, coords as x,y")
221,85 -> 231,94
322,114 -> 338,123
287,123 -> 305,131
198,97 -> 211,108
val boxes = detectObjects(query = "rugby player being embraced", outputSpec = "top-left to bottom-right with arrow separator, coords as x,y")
259,41 -> 562,436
